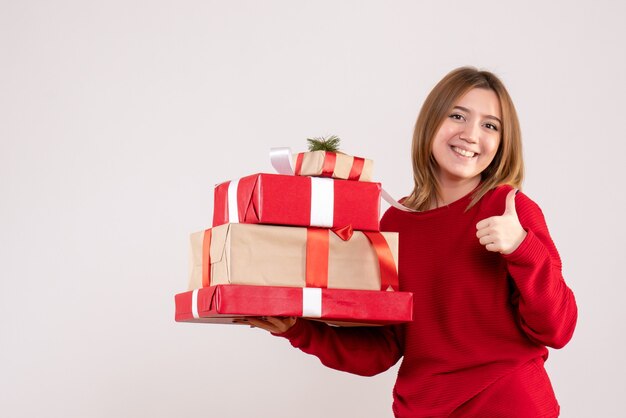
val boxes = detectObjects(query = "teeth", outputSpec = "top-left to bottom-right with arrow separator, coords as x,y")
452,146 -> 475,158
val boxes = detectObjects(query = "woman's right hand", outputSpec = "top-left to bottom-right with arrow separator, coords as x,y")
244,316 -> 297,334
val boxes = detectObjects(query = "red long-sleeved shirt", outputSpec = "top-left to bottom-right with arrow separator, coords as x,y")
277,185 -> 577,417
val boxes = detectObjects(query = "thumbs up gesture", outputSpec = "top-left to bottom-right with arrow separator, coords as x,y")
476,189 -> 527,255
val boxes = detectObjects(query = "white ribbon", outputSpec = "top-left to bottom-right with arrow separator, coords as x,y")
270,147 -> 294,175
302,288 -> 322,318
227,179 -> 240,223
192,289 -> 200,319
381,188 -> 417,212
310,177 -> 334,227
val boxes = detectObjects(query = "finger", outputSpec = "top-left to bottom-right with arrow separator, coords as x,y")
244,318 -> 264,327
479,235 -> 494,246
264,316 -> 288,327
476,217 -> 495,230
504,189 -> 518,216
485,242 -> 500,252
245,318 -> 277,332
267,316 -> 297,333
476,227 -> 493,239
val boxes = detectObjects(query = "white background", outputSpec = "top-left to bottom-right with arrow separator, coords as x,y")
1,1 -> 624,417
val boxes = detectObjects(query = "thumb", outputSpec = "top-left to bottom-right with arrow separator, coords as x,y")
504,189 -> 518,216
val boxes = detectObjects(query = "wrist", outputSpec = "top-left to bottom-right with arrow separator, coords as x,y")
272,317 -> 302,337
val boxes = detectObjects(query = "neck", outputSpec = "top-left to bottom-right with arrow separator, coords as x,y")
432,176 -> 480,209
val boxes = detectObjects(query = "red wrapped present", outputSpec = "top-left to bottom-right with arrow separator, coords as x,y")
175,284 -> 414,326
212,173 -> 381,231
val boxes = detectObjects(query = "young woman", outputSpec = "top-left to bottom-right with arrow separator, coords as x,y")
248,67 -> 578,417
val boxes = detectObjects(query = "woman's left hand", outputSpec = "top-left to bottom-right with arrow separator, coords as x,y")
476,189 -> 527,255
244,316 -> 297,334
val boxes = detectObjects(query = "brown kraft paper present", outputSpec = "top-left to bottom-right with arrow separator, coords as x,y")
188,223 -> 399,291
294,150 -> 374,182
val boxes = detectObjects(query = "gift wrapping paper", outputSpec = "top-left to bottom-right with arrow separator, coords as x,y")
212,173 -> 381,231
188,223 -> 399,292
175,284 -> 413,326
292,150 -> 374,182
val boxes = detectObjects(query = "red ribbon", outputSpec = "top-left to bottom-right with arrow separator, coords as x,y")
294,153 -> 304,176
305,228 -> 330,288
306,226 -> 352,288
348,156 -> 365,181
331,224 -> 353,241
363,231 -> 399,291
201,229 -> 212,287
305,226 -> 398,290
321,152 -> 337,177
295,151 -> 336,177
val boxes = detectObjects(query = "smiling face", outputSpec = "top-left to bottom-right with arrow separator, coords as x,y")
431,88 -> 502,188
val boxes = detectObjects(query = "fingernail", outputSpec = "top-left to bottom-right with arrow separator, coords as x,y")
515,189 -> 519,195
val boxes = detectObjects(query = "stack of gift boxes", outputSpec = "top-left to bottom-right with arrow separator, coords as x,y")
174,147 -> 414,326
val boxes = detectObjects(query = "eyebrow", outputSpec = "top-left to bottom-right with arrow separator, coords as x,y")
453,106 -> 502,125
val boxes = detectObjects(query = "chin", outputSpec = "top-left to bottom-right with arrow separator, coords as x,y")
450,170 -> 477,180
445,171 -> 482,183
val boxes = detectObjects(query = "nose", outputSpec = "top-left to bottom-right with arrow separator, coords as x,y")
459,121 -> 479,144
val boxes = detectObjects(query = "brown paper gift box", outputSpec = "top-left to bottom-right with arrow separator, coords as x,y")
293,150 -> 374,182
188,223 -> 399,291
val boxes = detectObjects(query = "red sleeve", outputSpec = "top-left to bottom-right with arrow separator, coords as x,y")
274,319 -> 404,376
502,192 -> 578,349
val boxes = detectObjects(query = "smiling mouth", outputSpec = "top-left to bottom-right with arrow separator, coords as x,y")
451,146 -> 478,158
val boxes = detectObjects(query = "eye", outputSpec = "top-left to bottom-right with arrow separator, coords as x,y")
449,113 -> 465,121
484,122 -> 499,131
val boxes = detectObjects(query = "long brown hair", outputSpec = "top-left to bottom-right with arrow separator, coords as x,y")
402,67 -> 524,211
